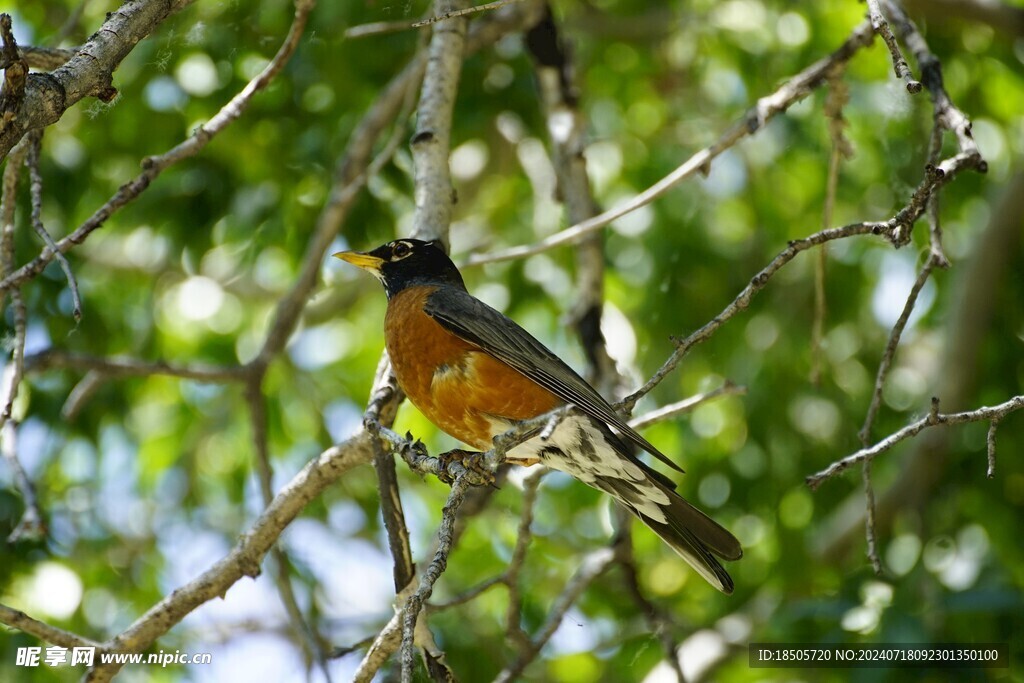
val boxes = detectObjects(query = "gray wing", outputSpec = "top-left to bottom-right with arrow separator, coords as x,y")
423,287 -> 683,474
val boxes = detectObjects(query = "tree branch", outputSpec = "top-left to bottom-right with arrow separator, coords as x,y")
807,395 -> 1024,489
493,547 -> 616,682
619,2 -> 985,411
410,0 -> 469,243
613,521 -> 686,683
813,0 -> 988,571
501,468 -> 545,653
526,5 -> 617,388
866,0 -> 922,92
627,382 -> 747,430
83,432 -> 379,682
620,221 -> 885,413
365,377 -> 417,593
26,131 -> 81,320
466,19 -> 877,266
810,67 -> 853,385
816,171 -> 1024,562
23,350 -> 245,382
245,376 -> 331,680
400,473 -> 471,683
414,0 -> 523,27
0,603 -> 103,650
0,0 -> 196,160
1,14 -> 29,134
16,46 -> 77,71
0,139 -> 40,541
0,0 -> 313,296
858,256 -> 942,445
883,0 -> 984,169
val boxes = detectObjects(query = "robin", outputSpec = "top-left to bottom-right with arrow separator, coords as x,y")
335,238 -> 742,593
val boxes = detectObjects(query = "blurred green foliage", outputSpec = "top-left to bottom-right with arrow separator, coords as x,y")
1,1 -> 1022,681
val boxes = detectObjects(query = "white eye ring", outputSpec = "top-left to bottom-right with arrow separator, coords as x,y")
392,241 -> 413,260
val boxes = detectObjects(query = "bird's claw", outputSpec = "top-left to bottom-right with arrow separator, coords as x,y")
402,432 -> 429,459
437,448 -> 495,487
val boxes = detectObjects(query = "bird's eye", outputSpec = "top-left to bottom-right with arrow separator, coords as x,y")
392,242 -> 411,260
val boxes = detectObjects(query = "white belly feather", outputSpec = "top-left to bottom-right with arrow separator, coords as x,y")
489,413 -> 671,523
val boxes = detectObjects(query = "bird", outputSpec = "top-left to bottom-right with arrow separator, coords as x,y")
335,238 -> 742,593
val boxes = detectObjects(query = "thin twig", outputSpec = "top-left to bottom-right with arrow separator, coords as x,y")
428,576 -> 504,611
620,221 -> 888,413
924,124 -> 951,268
26,131 -> 81,320
849,3 -> 975,573
866,0 -> 922,92
2,421 -> 45,542
613,521 -> 685,683
0,603 -> 103,650
0,0 -> 317,295
401,474 -> 472,683
493,547 -> 616,683
60,370 -> 106,420
1,1 -> 196,160
466,20 -> 877,266
365,378 -> 417,593
413,0 -> 522,27
882,0 -> 984,167
526,6 -> 616,389
621,138 -> 982,413
344,0 -> 519,36
426,470 -> 544,617
22,351 -> 248,419
24,350 -> 245,382
245,376 -> 332,681
344,20 -> 420,39
0,142 -> 37,538
862,460 -> 882,574
811,67 -> 852,384
986,419 -> 999,479
0,140 -> 40,541
808,395 -> 1024,489
626,382 -> 747,430
858,257 -> 939,444
810,245 -> 827,386
503,468 -> 545,653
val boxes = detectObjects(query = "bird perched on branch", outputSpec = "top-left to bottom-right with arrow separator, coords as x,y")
335,238 -> 742,593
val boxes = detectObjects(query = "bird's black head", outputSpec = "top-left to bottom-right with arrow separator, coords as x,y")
333,238 -> 466,299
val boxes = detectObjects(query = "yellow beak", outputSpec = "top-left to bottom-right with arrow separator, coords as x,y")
333,250 -> 384,274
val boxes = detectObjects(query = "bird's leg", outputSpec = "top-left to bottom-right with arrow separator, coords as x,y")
437,448 -> 496,487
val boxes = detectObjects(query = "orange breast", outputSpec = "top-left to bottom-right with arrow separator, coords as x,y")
385,287 -> 562,449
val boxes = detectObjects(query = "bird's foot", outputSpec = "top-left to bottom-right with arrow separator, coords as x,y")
397,433 -> 431,466
408,434 -> 429,457
437,448 -> 496,487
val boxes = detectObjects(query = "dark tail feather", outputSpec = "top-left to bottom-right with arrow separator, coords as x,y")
603,476 -> 742,594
